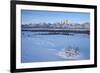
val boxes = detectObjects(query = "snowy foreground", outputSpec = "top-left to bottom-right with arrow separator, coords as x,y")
21,31 -> 90,63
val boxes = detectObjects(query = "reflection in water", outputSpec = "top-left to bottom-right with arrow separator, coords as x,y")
21,31 -> 90,63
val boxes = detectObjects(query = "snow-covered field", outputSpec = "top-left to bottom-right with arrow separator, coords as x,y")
21,31 -> 90,63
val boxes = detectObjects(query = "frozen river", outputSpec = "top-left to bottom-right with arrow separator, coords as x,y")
21,31 -> 90,63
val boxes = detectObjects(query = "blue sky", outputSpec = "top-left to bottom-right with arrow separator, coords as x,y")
21,10 -> 90,24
